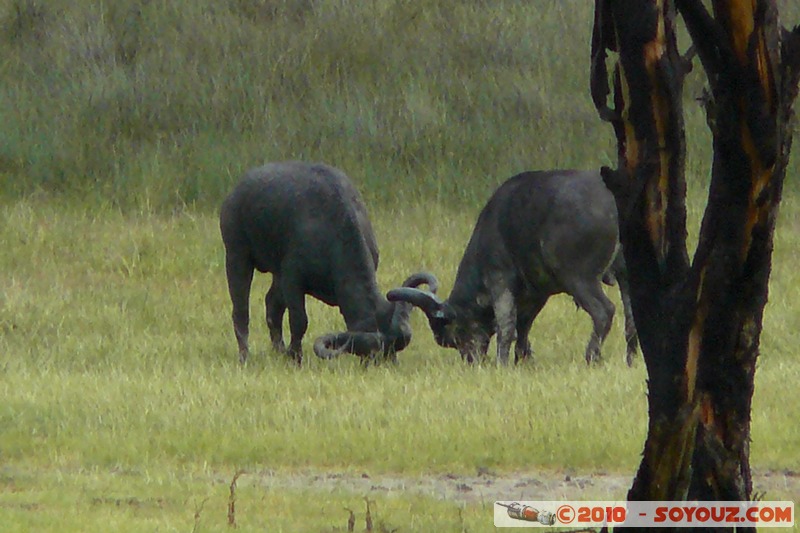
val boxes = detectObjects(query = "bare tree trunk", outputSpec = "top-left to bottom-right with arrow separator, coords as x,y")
590,0 -> 800,522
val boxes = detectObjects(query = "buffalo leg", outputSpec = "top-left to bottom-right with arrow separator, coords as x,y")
514,314 -> 534,363
281,276 -> 307,365
265,277 -> 287,354
465,336 -> 490,364
514,295 -> 548,364
478,337 -> 491,359
460,337 -> 489,364
570,281 -> 615,364
615,269 -> 639,366
225,254 -> 254,364
492,288 -> 517,366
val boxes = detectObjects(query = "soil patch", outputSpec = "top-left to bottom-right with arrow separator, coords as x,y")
242,468 -> 800,503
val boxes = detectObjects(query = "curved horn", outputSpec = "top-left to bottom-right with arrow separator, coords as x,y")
313,333 -> 347,359
313,331 -> 386,359
401,272 -> 439,294
386,287 -> 444,319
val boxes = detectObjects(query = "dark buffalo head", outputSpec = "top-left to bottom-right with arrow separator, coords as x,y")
313,272 -> 439,362
386,284 -> 493,363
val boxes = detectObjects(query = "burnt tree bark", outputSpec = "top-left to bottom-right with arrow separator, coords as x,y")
591,0 -> 800,516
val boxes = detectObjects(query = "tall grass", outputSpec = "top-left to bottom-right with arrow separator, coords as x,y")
4,0 -> 796,211
2,2 -> 800,530
1,196 -> 799,531
1,197 -> 799,475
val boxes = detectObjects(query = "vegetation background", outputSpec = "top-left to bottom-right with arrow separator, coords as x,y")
1,0 -> 799,531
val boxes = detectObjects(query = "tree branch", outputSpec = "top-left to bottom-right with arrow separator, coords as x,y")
590,0 -> 621,122
743,37 -> 779,169
782,25 -> 800,103
677,45 -> 697,85
676,0 -> 732,96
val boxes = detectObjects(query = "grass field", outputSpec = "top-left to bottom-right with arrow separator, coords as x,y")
2,197 -> 799,531
2,0 -> 800,531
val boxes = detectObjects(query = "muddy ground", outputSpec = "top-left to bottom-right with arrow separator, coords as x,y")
242,468 -> 800,504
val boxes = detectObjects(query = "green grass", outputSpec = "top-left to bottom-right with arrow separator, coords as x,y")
2,0 -> 800,530
2,196 -> 800,530
0,464 -> 498,532
0,199 -> 648,471
5,0 -> 796,211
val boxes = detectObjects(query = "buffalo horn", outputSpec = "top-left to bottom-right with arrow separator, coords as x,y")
386,287 -> 443,318
401,272 -> 439,294
313,331 -> 386,359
